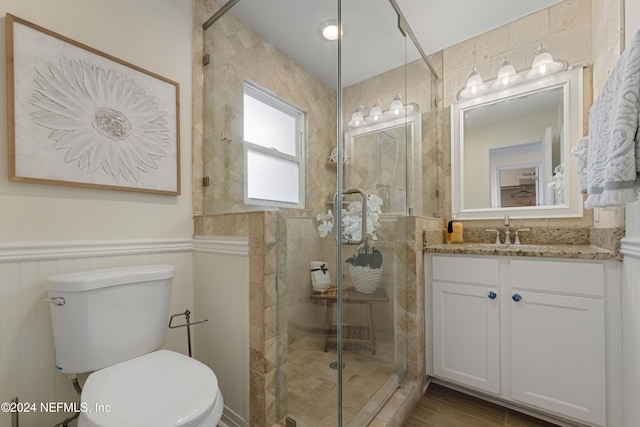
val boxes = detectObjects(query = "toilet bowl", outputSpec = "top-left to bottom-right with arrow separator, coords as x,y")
78,350 -> 223,427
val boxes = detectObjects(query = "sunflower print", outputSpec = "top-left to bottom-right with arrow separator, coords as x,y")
29,57 -> 171,181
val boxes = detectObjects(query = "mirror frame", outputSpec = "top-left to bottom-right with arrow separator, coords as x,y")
451,66 -> 584,220
346,110 -> 422,216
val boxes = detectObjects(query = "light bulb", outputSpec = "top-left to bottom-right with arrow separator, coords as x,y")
492,58 -> 521,89
322,25 -> 338,41
527,45 -> 564,79
318,20 -> 342,41
389,93 -> 404,116
348,108 -> 364,127
458,67 -> 487,98
369,100 -> 382,122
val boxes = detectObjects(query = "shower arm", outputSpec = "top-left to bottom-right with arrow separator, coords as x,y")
335,188 -> 367,246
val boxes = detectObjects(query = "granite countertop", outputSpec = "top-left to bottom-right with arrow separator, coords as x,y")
423,243 -> 621,260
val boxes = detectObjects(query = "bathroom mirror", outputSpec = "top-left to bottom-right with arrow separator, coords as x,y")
345,111 -> 422,215
451,66 -> 584,220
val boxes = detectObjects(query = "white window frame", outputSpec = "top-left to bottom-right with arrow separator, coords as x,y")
243,82 -> 305,209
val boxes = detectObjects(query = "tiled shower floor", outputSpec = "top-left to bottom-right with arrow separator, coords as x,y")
285,334 -> 397,426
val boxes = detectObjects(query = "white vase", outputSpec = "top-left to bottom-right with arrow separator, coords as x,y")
348,265 -> 382,294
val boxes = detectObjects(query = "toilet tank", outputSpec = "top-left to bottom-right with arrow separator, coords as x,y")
46,264 -> 175,374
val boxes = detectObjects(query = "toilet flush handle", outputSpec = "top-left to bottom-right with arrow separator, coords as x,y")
45,297 -> 65,306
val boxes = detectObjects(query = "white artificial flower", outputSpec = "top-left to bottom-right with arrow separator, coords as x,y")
316,192 -> 383,246
317,220 -> 333,237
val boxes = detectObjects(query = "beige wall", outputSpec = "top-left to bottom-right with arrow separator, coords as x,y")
591,0 -> 626,227
0,2 -> 195,426
0,0 -> 194,242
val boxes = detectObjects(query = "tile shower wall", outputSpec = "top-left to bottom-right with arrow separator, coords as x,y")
0,240 -> 194,427
198,0 -> 336,217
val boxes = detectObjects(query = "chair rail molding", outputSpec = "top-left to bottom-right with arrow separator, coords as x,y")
192,236 -> 249,256
0,238 -> 193,262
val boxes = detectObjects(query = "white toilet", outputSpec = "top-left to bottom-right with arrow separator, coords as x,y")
46,264 -> 224,427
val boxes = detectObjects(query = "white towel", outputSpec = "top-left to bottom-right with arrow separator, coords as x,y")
582,28 -> 640,208
310,261 -> 331,290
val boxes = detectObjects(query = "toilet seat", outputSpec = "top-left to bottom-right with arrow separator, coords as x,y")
79,350 -> 220,427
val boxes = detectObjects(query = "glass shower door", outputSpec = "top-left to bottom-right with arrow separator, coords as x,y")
200,0 -> 429,424
337,1 -> 419,423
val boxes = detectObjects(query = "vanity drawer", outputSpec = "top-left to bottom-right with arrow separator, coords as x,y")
510,259 -> 604,297
432,255 -> 499,285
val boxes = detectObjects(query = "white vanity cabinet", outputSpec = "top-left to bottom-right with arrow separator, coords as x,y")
509,259 -> 607,425
432,256 -> 501,394
427,254 -> 621,427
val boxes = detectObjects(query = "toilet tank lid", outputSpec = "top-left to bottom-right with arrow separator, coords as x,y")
47,264 -> 175,292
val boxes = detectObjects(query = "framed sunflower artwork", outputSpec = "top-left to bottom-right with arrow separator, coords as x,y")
6,14 -> 180,195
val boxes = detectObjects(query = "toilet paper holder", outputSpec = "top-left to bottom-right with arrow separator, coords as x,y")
169,309 -> 208,357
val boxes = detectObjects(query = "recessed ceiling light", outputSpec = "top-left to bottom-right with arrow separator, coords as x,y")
319,19 -> 340,41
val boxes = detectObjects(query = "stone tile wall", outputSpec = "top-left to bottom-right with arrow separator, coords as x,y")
199,2 -> 336,217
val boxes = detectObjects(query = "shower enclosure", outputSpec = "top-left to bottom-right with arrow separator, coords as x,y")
199,0 -> 439,424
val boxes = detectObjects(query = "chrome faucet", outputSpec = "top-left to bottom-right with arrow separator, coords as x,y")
503,214 -> 511,245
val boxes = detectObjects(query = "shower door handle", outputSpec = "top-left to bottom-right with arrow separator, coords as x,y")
336,188 -> 367,245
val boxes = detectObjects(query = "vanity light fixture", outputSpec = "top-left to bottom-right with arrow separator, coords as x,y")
527,45 -> 565,79
319,19 -> 340,41
492,58 -> 521,89
347,98 -> 418,128
457,47 -> 568,100
458,67 -> 488,99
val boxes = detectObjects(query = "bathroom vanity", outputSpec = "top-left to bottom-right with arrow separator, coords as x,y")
424,246 -> 622,427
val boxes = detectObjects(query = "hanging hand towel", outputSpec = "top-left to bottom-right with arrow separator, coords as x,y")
310,261 -> 331,291
583,29 -> 640,208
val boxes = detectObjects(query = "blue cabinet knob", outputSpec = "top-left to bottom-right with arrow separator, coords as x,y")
512,293 -> 522,302
488,291 -> 497,300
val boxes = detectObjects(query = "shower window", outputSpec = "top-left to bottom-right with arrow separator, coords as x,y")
243,82 -> 305,208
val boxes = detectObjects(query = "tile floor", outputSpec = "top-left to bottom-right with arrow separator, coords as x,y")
286,334 -> 397,426
404,383 -> 562,427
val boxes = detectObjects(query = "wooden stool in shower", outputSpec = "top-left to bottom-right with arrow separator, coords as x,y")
310,287 -> 389,355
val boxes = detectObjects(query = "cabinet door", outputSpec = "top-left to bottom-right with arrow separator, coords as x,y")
511,291 -> 605,426
433,282 -> 500,394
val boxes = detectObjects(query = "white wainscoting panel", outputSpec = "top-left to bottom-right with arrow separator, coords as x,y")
193,236 -> 250,427
621,237 -> 640,427
0,239 -> 193,427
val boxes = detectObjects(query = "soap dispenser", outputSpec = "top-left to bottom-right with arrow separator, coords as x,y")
447,213 -> 464,243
